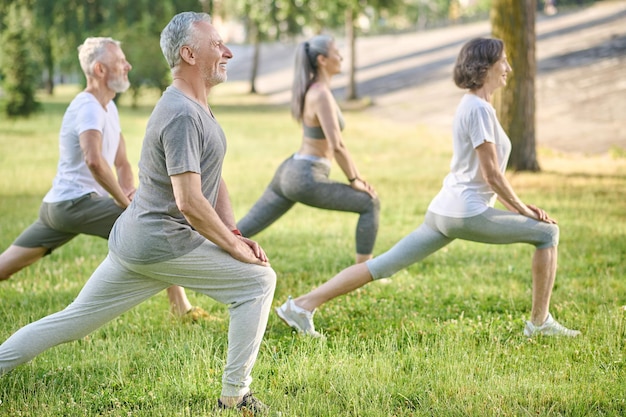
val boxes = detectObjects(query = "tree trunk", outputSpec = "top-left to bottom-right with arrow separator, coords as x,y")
345,7 -> 358,101
249,23 -> 260,94
491,0 -> 539,171
43,37 -> 54,95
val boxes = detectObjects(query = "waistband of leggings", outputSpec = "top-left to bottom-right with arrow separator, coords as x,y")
292,153 -> 331,167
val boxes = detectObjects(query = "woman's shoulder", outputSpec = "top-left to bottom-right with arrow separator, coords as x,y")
458,94 -> 494,117
306,83 -> 334,106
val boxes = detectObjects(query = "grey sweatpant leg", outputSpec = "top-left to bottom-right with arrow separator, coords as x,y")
0,241 -> 276,398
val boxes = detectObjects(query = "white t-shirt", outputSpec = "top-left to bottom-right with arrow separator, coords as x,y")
428,93 -> 511,218
43,92 -> 121,203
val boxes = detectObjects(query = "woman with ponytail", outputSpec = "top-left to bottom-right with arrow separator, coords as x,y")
237,35 -> 380,264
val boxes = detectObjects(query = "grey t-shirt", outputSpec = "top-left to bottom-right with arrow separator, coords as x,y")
109,86 -> 227,264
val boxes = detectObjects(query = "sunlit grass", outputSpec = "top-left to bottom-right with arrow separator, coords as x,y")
0,85 -> 625,416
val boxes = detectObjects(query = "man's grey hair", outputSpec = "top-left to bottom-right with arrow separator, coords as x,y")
78,37 -> 121,77
160,12 -> 212,69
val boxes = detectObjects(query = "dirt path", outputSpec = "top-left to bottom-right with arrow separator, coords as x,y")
356,1 -> 626,155
228,1 -> 626,155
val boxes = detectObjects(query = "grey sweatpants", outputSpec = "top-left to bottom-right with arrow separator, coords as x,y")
367,208 -> 559,279
0,241 -> 276,397
237,155 -> 380,255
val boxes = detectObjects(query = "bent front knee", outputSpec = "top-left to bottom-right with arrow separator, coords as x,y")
362,194 -> 381,218
371,194 -> 381,210
537,223 -> 559,249
259,267 -> 277,294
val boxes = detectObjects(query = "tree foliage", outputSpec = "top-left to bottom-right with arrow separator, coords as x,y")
324,0 -> 402,100
1,3 -> 41,117
0,0 -> 207,109
0,0 -> 599,115
225,0 -> 309,93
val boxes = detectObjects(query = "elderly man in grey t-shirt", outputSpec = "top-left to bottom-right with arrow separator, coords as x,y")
0,12 -> 276,415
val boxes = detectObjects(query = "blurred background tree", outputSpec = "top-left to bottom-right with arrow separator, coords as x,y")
226,0 -> 308,94
0,0 -> 602,159
491,0 -> 539,171
1,2 -> 41,116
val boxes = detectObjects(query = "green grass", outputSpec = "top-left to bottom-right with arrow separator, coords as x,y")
0,84 -> 625,416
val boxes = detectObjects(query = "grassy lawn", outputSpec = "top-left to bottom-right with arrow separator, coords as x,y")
0,84 -> 625,416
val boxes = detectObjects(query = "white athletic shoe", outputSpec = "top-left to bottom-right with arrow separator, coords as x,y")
275,297 -> 322,338
523,313 -> 581,337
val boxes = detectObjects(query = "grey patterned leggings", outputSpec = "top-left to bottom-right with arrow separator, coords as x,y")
237,155 -> 380,255
367,208 -> 559,279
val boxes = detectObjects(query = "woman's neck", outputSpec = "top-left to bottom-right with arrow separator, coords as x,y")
469,87 -> 493,103
314,71 -> 332,87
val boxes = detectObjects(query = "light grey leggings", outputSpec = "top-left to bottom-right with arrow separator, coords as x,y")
237,155 -> 380,254
0,241 -> 276,398
367,208 -> 559,279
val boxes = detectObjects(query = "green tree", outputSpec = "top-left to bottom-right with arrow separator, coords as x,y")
229,0 -> 308,94
0,0 -> 204,100
321,0 -> 401,101
46,0 -> 93,85
30,0 -> 69,95
109,0 -> 206,104
120,19 -> 172,106
403,0 -> 452,31
491,0 -> 539,171
1,3 -> 41,117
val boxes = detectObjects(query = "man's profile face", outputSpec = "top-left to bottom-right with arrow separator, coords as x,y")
102,44 -> 132,93
191,21 -> 233,87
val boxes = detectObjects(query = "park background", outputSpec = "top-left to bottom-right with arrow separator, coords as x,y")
1,0 -> 625,415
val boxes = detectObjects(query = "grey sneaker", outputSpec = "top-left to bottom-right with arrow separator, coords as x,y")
218,392 -> 268,415
523,313 -> 581,337
275,297 -> 322,337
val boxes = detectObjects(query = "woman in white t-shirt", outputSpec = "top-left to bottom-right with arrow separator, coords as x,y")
276,37 -> 580,338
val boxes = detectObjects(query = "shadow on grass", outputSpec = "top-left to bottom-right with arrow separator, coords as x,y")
541,169 -> 626,181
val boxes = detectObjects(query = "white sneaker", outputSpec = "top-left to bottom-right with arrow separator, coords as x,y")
523,313 -> 581,337
275,297 -> 322,338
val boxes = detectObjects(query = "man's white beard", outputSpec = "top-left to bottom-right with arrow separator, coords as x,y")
108,77 -> 130,93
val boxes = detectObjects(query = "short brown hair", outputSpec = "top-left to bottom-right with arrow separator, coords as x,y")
453,38 -> 504,90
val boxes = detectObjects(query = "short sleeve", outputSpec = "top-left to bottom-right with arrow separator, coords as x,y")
162,115 -> 202,176
466,105 -> 496,149
75,98 -> 106,136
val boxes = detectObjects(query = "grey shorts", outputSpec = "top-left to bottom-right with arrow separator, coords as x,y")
13,193 -> 124,254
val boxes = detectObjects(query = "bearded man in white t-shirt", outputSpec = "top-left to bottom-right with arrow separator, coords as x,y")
0,37 -> 205,319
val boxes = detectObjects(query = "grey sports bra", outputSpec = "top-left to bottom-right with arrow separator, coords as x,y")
302,111 -> 345,139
